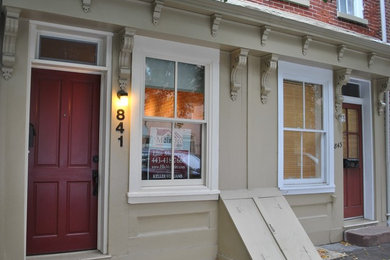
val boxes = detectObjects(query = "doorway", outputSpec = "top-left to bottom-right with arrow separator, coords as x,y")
27,69 -> 100,255
343,103 -> 363,218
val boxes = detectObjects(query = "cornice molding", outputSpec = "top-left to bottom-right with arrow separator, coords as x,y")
81,0 -> 91,13
260,25 -> 271,46
302,35 -> 312,56
152,0 -> 164,25
260,54 -> 278,104
211,13 -> 222,37
230,48 -> 249,101
1,7 -> 20,80
337,44 -> 346,62
334,68 -> 352,122
377,77 -> 390,116
118,28 -> 135,90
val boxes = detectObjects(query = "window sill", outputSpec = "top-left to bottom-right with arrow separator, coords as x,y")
279,184 -> 335,195
127,186 -> 220,204
337,12 -> 368,25
284,0 -> 310,7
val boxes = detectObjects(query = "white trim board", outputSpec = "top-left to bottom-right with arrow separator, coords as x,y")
343,78 -> 374,220
26,20 -> 112,256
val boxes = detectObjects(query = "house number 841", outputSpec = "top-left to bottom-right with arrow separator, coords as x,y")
116,109 -> 125,147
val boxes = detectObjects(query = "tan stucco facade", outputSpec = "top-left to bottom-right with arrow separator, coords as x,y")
1,0 -> 390,259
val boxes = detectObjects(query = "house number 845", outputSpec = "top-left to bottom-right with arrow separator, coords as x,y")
116,109 -> 125,147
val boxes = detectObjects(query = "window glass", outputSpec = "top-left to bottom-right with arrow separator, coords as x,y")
144,58 -> 175,118
39,36 -> 97,65
284,131 -> 301,179
177,63 -> 205,120
302,132 -> 322,179
284,80 -> 303,128
305,83 -> 323,130
342,83 -> 360,97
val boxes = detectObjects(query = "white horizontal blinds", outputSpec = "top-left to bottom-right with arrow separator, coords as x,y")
142,57 -> 205,181
283,80 -> 324,180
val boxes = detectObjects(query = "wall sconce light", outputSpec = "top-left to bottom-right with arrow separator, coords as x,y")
117,88 -> 128,106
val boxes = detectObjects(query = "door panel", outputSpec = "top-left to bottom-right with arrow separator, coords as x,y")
343,103 -> 363,218
27,69 -> 100,255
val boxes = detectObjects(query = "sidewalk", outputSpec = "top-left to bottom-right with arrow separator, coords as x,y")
318,241 -> 390,259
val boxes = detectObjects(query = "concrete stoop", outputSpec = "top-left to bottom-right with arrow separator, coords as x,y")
345,226 -> 390,247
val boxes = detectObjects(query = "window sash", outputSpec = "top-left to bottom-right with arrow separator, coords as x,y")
338,0 -> 364,18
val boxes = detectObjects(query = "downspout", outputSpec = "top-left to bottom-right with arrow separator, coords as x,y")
380,0 -> 387,42
385,92 -> 390,226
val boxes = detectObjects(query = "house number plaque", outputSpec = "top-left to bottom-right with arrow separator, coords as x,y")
116,109 -> 125,147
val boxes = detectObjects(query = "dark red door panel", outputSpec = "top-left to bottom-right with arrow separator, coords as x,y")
27,69 -> 100,255
343,103 -> 363,218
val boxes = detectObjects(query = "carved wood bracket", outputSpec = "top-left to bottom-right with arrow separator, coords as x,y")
334,68 -> 352,122
302,36 -> 312,56
1,7 -> 20,81
337,45 -> 346,62
230,48 -> 249,101
118,28 -> 135,90
260,54 -> 278,104
377,77 -> 390,116
368,52 -> 376,68
211,14 -> 222,38
81,0 -> 91,13
260,26 -> 271,46
152,0 -> 164,26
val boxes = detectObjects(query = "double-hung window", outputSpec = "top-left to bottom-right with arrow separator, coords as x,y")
128,36 -> 219,203
337,0 -> 367,24
278,61 -> 334,194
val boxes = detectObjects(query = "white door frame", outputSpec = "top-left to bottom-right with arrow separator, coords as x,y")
25,20 -> 112,255
343,77 -> 375,220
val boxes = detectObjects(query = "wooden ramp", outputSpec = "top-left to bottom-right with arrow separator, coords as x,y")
218,188 -> 321,260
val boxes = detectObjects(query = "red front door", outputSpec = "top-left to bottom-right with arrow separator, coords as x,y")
343,103 -> 364,218
27,69 -> 100,255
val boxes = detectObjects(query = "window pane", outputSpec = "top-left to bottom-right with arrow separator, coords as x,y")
144,58 -> 175,118
142,121 -> 172,180
39,36 -> 97,65
347,109 -> 358,133
347,0 -> 354,15
177,63 -> 205,120
342,83 -> 360,97
284,80 -> 303,128
305,83 -> 323,130
173,123 -> 202,179
339,0 -> 347,13
284,131 -> 301,179
342,108 -> 347,132
348,134 -> 359,159
343,134 -> 348,158
303,132 -> 322,179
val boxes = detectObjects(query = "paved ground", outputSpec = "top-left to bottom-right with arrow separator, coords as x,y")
320,242 -> 390,259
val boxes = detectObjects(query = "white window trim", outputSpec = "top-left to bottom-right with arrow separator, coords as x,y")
28,20 -> 112,254
278,61 -> 335,195
128,36 -> 220,204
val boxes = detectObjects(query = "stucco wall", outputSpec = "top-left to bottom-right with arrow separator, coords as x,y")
1,0 -> 390,259
0,20 -> 30,260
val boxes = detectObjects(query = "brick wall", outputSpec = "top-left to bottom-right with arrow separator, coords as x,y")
246,0 -> 382,39
386,0 -> 390,42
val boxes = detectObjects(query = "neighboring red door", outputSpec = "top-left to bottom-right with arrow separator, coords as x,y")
343,103 -> 364,218
27,69 -> 100,255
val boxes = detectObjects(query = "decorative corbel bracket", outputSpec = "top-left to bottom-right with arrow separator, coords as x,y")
230,48 -> 249,101
302,36 -> 312,56
118,28 -> 135,90
211,14 -> 222,38
377,77 -> 390,116
260,54 -> 278,104
368,52 -> 376,68
152,0 -> 164,26
1,7 -> 20,80
81,0 -> 91,13
337,45 -> 346,62
260,26 -> 271,46
334,68 -> 352,122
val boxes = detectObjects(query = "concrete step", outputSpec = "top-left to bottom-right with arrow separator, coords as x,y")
345,226 -> 390,247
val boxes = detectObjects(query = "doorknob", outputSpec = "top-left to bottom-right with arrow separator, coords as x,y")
92,170 -> 98,196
